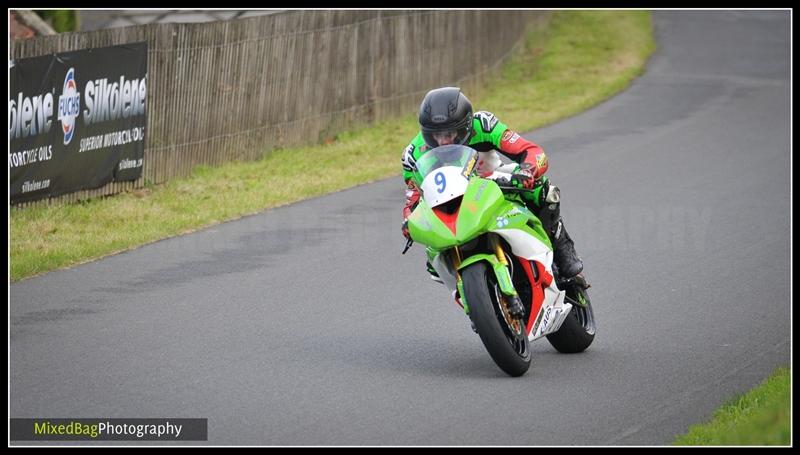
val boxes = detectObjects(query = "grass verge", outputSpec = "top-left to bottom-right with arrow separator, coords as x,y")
673,367 -> 791,446
10,11 -> 655,281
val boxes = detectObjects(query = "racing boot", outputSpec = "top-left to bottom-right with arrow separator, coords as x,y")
551,217 -> 583,279
531,180 -> 583,279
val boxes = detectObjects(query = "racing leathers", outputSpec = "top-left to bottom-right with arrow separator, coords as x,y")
401,111 -> 584,280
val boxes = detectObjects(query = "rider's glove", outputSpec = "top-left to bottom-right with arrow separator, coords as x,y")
402,218 -> 410,240
510,167 -> 537,190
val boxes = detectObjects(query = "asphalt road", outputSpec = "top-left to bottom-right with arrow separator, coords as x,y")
10,11 -> 790,446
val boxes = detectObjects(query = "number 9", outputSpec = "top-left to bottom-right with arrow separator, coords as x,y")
434,172 -> 446,193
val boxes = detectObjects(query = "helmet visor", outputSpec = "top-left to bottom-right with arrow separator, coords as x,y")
432,130 -> 459,145
423,126 -> 470,148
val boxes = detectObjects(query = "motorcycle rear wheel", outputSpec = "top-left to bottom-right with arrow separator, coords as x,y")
546,284 -> 596,353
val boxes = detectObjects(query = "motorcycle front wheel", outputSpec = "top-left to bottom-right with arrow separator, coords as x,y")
462,261 -> 531,377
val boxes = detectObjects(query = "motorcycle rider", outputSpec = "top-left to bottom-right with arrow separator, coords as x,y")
401,87 -> 583,316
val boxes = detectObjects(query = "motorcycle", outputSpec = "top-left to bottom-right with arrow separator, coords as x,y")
403,144 -> 595,376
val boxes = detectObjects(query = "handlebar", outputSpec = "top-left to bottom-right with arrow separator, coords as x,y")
496,185 -> 536,193
491,173 -> 540,193
494,180 -> 537,193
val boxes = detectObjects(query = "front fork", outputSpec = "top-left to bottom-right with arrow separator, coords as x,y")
443,235 -> 519,315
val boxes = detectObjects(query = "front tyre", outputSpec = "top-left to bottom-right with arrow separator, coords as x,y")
462,262 -> 531,377
546,285 -> 595,353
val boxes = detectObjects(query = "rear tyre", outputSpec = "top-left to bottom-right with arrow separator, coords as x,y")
546,285 -> 595,353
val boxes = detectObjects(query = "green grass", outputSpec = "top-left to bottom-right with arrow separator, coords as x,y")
673,367 -> 791,446
10,11 -> 655,281
478,10 -> 656,131
34,10 -> 79,33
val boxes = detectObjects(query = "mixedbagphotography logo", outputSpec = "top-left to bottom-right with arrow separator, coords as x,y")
57,67 -> 81,145
10,418 -> 208,441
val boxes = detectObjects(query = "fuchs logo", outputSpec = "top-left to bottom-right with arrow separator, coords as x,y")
57,68 -> 81,145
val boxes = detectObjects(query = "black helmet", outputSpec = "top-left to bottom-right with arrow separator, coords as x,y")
418,87 -> 473,148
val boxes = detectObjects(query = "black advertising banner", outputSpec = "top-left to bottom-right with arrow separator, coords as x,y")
9,42 -> 147,204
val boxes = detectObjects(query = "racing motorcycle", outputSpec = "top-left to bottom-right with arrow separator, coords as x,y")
403,144 -> 595,376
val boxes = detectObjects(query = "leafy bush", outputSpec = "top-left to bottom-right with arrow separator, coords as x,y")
35,10 -> 78,33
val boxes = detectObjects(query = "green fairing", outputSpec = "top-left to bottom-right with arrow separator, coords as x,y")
408,178 -> 495,249
408,177 -> 552,249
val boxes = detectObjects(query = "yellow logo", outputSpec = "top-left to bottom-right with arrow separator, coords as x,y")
462,155 -> 477,178
536,153 -> 548,169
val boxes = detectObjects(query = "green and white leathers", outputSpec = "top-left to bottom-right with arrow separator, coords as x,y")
406,144 -> 587,377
